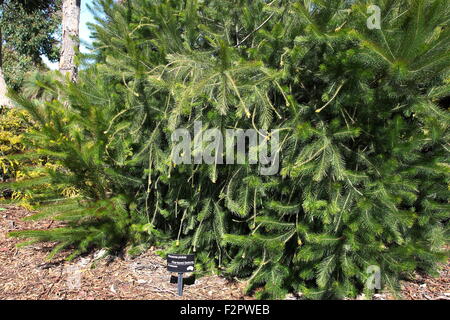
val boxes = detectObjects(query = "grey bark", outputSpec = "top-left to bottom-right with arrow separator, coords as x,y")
0,68 -> 11,108
59,0 -> 81,82
0,27 -> 12,108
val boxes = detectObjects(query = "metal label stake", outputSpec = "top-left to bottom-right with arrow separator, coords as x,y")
178,272 -> 183,296
167,254 -> 195,297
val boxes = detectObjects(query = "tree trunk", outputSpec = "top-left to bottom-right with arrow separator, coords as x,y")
0,68 -> 11,108
59,0 -> 81,82
0,27 -> 12,108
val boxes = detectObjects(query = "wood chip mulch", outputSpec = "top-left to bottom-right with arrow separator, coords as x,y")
396,261 -> 449,300
0,206 -> 250,300
0,205 -> 448,300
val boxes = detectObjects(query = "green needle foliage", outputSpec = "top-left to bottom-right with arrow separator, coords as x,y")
5,0 -> 450,299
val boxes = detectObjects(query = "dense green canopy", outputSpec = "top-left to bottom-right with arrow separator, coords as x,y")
6,0 -> 450,299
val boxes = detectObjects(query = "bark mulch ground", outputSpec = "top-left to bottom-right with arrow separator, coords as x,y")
0,205 -> 448,300
0,206 -> 249,300
365,262 -> 449,300
394,258 -> 449,300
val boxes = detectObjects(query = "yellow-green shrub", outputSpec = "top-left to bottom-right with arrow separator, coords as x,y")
0,105 -> 80,210
0,107 -> 31,181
